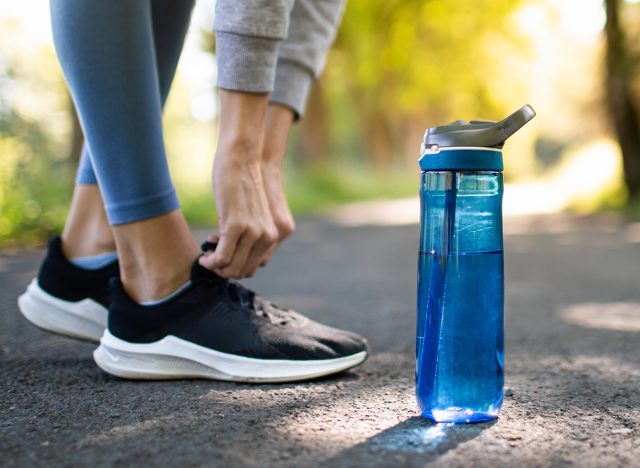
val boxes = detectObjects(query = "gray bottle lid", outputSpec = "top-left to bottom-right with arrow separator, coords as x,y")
422,104 -> 536,150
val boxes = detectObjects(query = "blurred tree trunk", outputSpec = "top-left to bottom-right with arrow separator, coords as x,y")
298,82 -> 329,165
365,111 -> 392,168
604,0 -> 640,199
353,88 -> 393,168
67,92 -> 84,166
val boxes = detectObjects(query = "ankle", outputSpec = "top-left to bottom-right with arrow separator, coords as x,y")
113,210 -> 200,303
62,184 -> 115,258
61,226 -> 116,259
121,263 -> 192,303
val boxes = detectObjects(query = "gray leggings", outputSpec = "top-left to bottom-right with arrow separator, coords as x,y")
52,0 -> 344,225
51,0 -> 194,225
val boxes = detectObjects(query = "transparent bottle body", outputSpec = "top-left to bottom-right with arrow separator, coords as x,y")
416,170 -> 504,423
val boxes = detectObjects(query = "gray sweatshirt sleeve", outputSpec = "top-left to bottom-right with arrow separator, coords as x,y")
270,0 -> 346,118
215,0 -> 345,118
214,0 -> 294,93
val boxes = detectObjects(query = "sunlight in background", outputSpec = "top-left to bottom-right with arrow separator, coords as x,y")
502,0 -> 622,216
180,2 -> 218,122
561,302 -> 640,332
504,139 -> 622,215
0,1 -> 218,122
515,0 -> 605,42
551,0 -> 605,40
0,3 -> 52,43
376,422 -> 459,452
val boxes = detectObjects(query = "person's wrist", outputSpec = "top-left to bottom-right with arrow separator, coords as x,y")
216,139 -> 262,166
261,159 -> 284,183
216,89 -> 269,165
261,104 -> 294,166
261,148 -> 285,168
214,160 -> 261,189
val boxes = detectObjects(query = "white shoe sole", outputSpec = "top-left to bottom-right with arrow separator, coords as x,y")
17,280 -> 107,343
94,330 -> 368,383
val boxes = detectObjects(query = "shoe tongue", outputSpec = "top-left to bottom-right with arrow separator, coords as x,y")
190,258 -> 225,284
194,240 -> 226,283
201,240 -> 218,252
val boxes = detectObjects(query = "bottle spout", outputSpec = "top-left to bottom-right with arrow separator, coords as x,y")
422,104 -> 536,149
495,104 -> 536,145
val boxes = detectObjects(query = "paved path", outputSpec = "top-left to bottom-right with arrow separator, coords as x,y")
2,213 -> 639,467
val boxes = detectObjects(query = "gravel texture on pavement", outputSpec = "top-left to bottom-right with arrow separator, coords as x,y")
1,213 -> 639,467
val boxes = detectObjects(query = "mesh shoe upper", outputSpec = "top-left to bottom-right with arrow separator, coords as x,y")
107,261 -> 368,361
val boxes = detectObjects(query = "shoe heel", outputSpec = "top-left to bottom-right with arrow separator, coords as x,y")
18,280 -> 106,343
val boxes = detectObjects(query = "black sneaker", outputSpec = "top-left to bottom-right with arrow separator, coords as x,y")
17,237 -> 118,342
93,261 -> 369,382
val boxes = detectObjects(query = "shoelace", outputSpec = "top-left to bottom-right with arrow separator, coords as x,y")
225,281 -> 255,307
226,281 -> 292,326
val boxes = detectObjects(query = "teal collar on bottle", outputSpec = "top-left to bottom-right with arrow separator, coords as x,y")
418,146 -> 503,172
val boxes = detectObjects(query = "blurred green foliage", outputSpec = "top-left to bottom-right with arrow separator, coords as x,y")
336,0 -> 524,116
1,21 -> 74,247
0,109 -> 72,245
302,0 -> 527,168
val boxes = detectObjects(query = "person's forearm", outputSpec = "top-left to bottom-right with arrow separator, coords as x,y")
217,90 -> 269,163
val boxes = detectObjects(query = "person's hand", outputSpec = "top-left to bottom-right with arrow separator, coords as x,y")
199,90 -> 278,278
259,104 -> 296,265
262,161 -> 295,243
259,161 -> 295,266
200,155 -> 278,278
201,155 -> 292,273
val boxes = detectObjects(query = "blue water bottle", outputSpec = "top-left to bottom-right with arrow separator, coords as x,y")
416,105 -> 536,423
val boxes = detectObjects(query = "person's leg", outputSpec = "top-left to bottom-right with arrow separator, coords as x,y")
50,0 -> 198,302
62,185 -> 115,258
31,0 -> 369,380
61,0 -> 195,264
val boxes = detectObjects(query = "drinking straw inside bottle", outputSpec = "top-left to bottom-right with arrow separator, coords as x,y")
419,171 -> 457,400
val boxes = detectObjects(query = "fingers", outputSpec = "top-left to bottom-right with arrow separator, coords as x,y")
259,243 -> 277,268
242,229 -> 278,277
216,230 -> 255,278
275,217 -> 295,243
199,224 -> 241,273
259,217 -> 295,268
200,207 -> 295,277
199,223 -> 277,279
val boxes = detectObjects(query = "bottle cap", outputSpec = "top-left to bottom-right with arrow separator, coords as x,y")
418,104 -> 536,171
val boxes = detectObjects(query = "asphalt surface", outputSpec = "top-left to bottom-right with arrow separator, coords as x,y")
1,212 -> 639,467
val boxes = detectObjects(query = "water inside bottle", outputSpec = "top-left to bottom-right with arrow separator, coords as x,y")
416,250 -> 504,423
